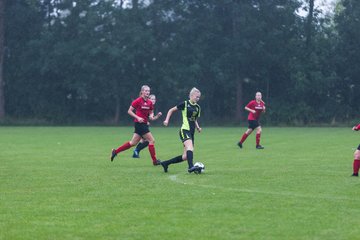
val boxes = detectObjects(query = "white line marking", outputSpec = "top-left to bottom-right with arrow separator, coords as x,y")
168,174 -> 358,201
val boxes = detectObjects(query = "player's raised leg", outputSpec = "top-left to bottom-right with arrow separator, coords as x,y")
160,155 -> 183,173
238,129 -> 252,148
160,141 -> 200,173
111,133 -> 141,161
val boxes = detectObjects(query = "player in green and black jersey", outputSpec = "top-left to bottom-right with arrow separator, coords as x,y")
161,87 -> 202,173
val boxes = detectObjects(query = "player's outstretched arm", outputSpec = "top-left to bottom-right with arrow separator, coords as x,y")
163,107 -> 177,126
150,112 -> 162,121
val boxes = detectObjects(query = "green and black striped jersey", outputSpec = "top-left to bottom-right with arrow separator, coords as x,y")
176,100 -> 201,132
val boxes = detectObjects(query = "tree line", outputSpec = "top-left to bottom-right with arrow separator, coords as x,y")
1,0 -> 359,125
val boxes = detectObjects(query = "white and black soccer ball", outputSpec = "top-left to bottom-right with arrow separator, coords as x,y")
194,162 -> 205,174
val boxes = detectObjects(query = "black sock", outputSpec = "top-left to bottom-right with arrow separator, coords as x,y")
135,141 -> 149,152
186,150 -> 193,168
163,155 -> 183,165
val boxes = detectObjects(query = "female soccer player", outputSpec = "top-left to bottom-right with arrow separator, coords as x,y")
110,85 -> 161,166
351,123 -> 360,177
238,92 -> 266,149
160,87 -> 202,173
132,94 -> 162,158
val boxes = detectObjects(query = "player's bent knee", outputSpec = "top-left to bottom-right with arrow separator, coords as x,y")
186,147 -> 194,152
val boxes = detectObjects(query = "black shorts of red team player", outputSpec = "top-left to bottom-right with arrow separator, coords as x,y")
357,144 -> 360,151
248,120 -> 260,130
134,122 -> 150,136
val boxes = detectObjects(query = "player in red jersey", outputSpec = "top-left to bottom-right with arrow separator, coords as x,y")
238,92 -> 266,149
351,123 -> 360,176
132,94 -> 162,158
110,85 -> 162,166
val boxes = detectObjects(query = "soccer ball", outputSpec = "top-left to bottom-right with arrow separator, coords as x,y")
194,162 -> 205,174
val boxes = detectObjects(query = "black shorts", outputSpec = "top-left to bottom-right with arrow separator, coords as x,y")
248,120 -> 260,130
134,122 -> 150,136
179,129 -> 194,143
357,144 -> 360,151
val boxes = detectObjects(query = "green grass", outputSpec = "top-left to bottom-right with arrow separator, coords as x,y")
1,127 -> 360,240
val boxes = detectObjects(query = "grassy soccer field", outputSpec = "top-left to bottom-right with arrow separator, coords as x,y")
1,126 -> 360,240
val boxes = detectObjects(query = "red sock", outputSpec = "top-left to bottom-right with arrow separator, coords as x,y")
256,133 -> 261,146
240,133 -> 249,143
353,160 -> 360,174
115,142 -> 132,154
148,144 -> 157,162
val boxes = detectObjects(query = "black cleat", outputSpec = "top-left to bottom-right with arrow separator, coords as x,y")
153,159 -> 161,166
188,166 -> 201,173
132,150 -> 140,158
237,142 -> 243,148
110,149 -> 117,161
256,145 -> 264,149
351,173 -> 358,177
161,161 -> 168,173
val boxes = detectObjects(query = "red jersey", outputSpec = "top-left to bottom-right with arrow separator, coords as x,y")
354,124 -> 360,131
246,100 -> 265,121
131,97 -> 154,123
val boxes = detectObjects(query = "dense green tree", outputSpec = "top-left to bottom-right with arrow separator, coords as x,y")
2,0 -> 358,125
334,0 -> 360,120
4,0 -> 44,118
